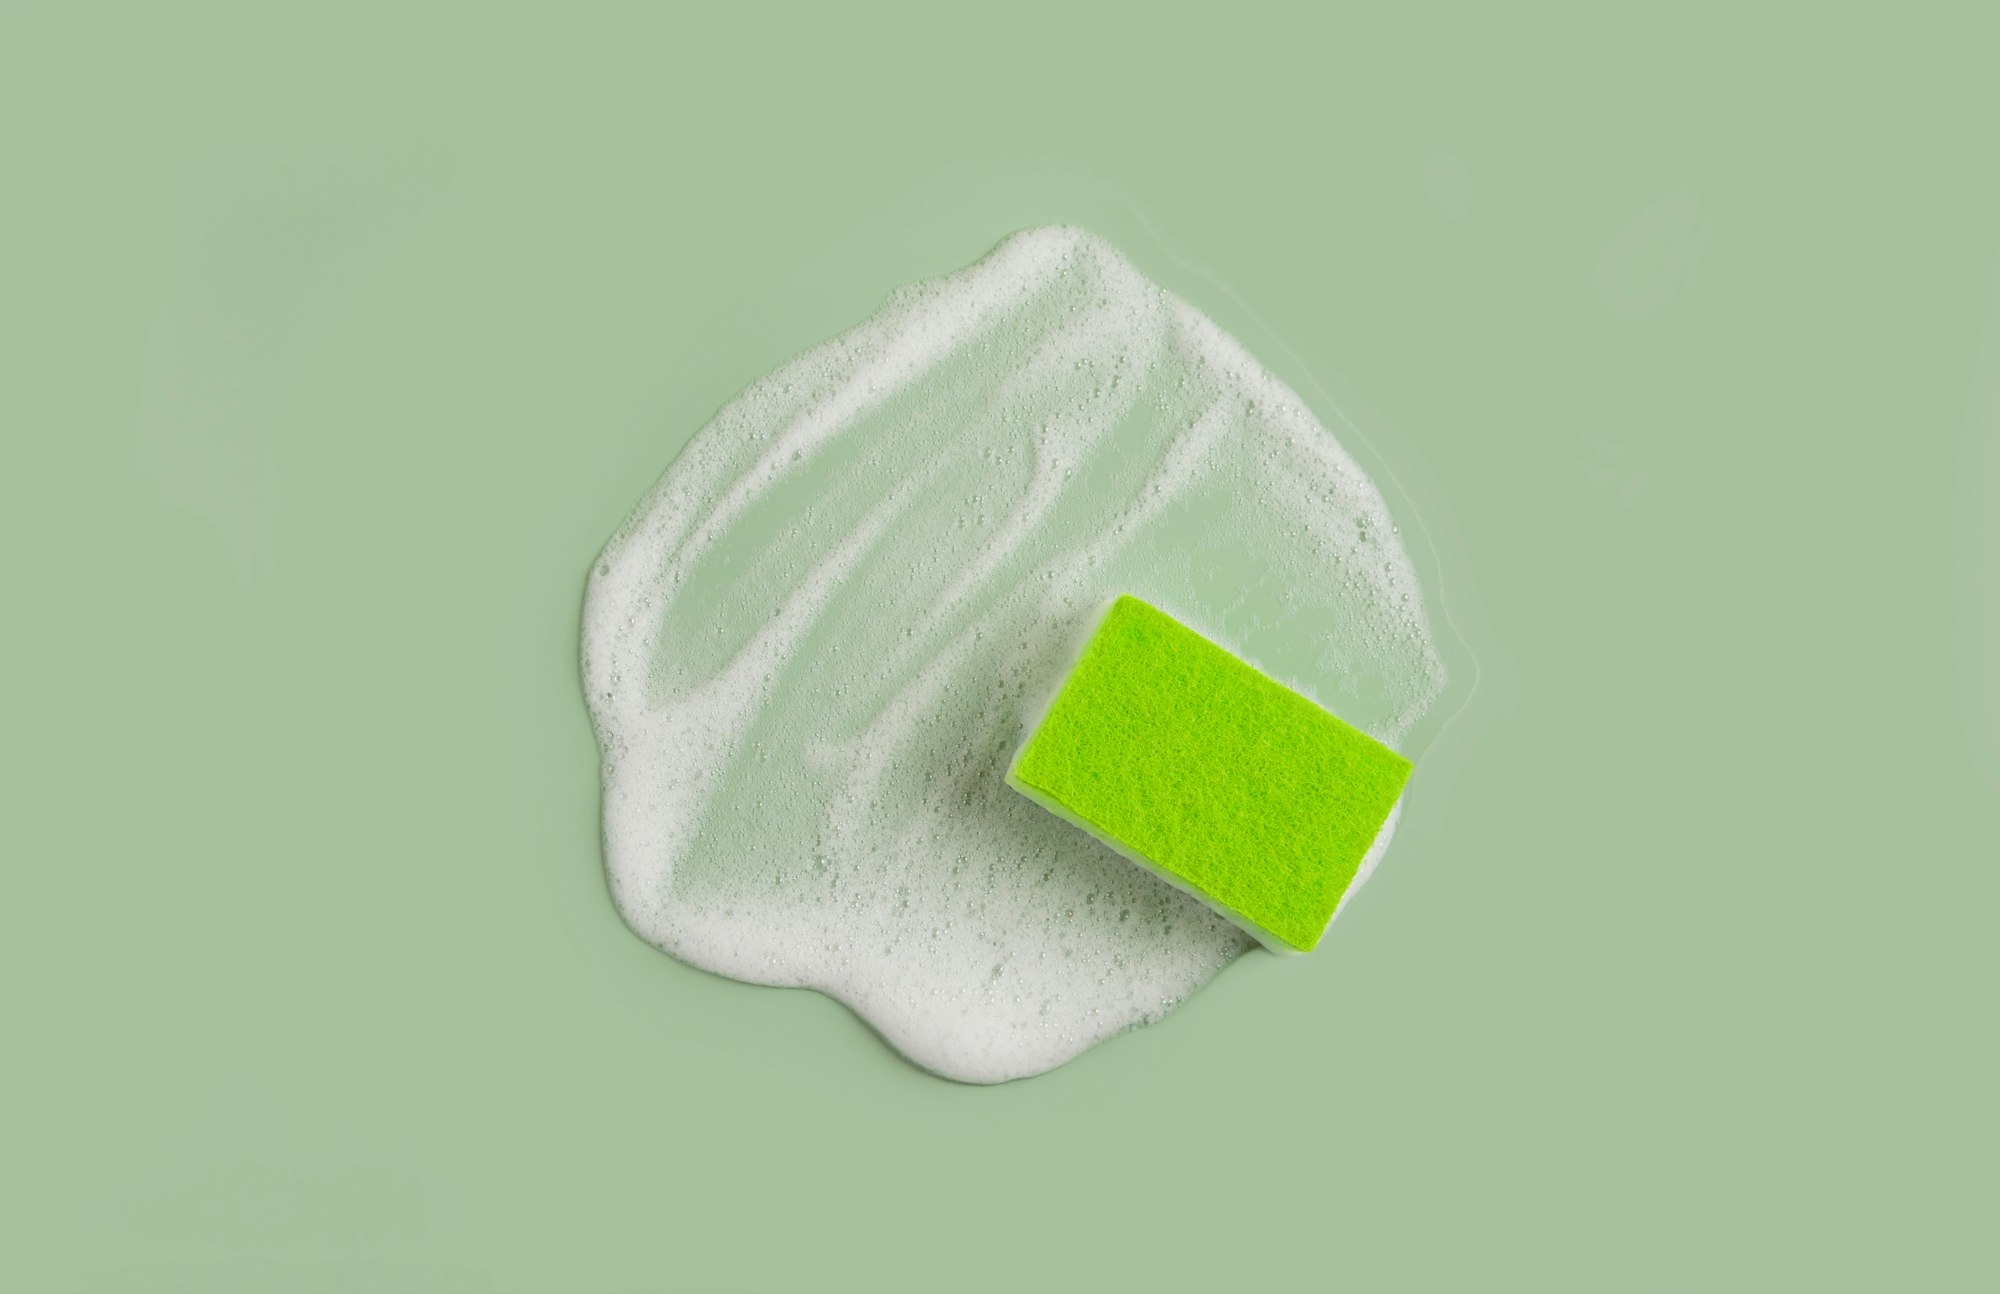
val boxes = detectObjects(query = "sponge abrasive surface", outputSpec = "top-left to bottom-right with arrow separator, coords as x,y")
1007,597 -> 1412,952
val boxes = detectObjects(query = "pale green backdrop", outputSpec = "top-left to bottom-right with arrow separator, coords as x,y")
5,3 -> 1996,1290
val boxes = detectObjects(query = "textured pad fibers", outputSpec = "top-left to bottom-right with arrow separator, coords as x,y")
1007,597 -> 1412,953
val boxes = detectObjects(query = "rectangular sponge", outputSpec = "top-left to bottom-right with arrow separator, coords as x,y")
1006,596 -> 1412,953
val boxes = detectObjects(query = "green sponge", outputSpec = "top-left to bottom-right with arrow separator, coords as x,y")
1006,596 -> 1413,953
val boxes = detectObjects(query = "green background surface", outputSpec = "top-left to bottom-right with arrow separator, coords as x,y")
5,3 -> 1996,1290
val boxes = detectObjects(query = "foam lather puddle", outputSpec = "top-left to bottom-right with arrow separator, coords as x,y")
583,227 -> 1447,1083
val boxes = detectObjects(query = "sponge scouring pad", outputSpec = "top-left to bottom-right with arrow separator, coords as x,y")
1006,596 -> 1412,953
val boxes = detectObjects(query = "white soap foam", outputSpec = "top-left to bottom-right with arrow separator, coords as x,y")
583,227 -> 1446,1083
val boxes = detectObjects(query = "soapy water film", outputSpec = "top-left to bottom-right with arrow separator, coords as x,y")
583,227 -> 1446,1083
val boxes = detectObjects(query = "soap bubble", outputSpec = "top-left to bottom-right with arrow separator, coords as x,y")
583,228 -> 1444,1082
